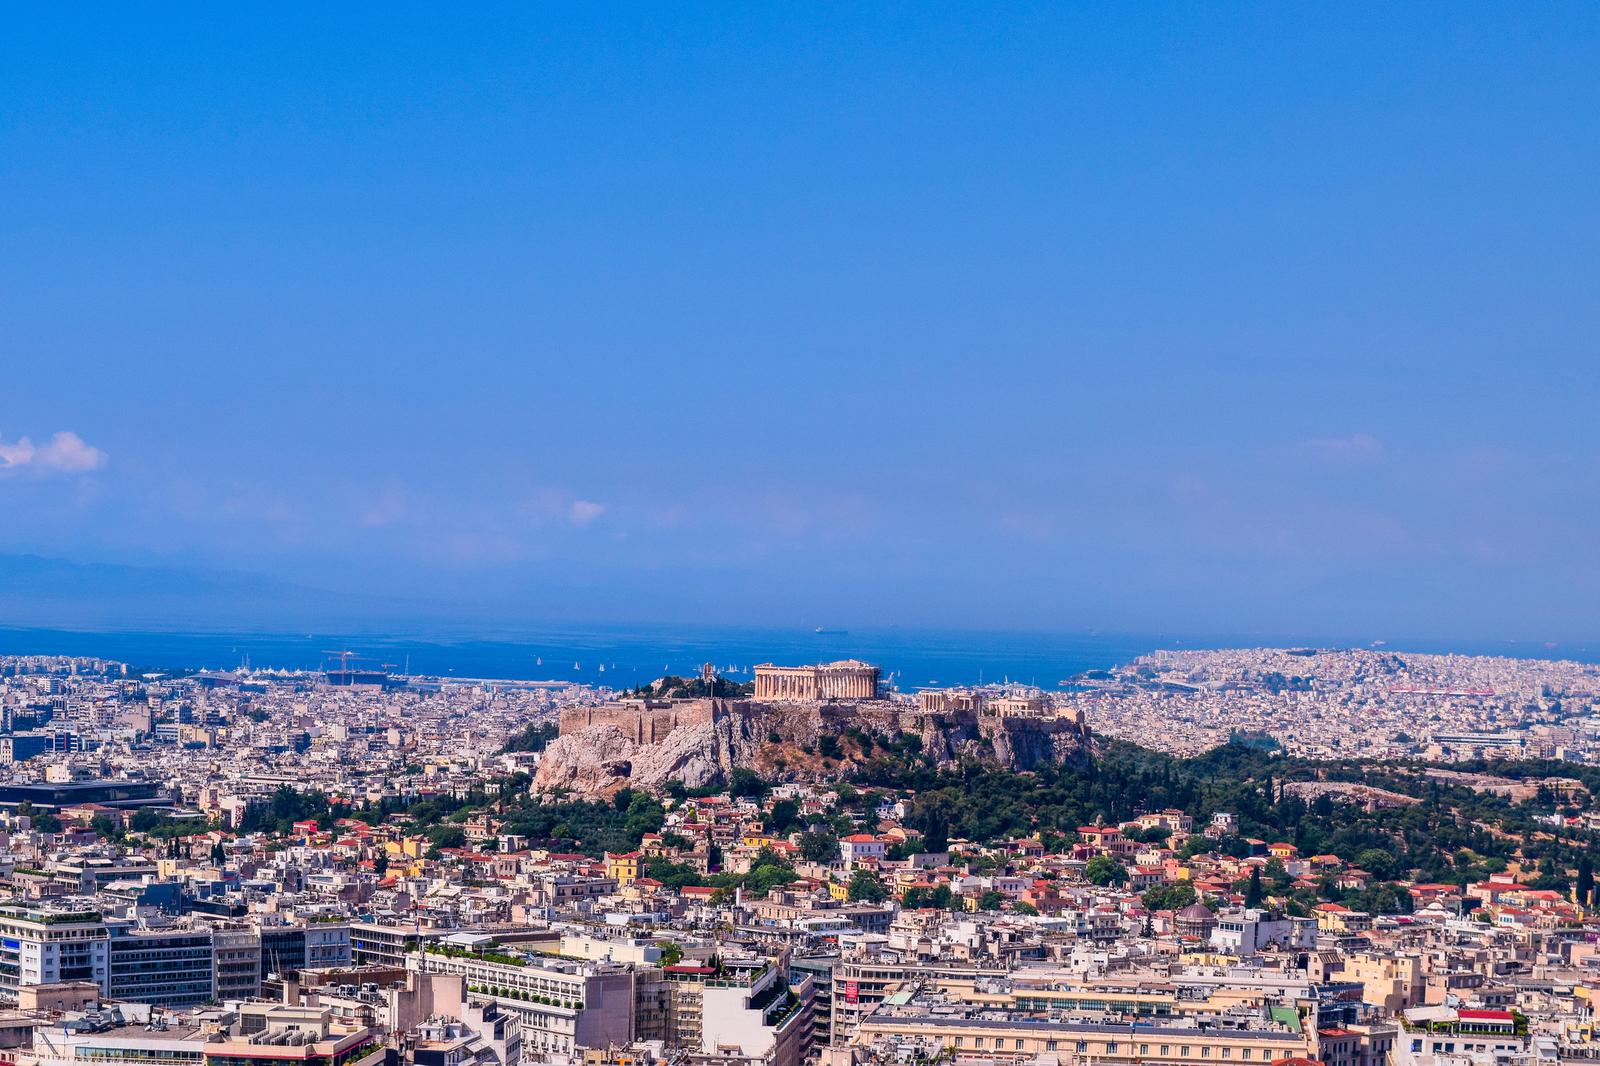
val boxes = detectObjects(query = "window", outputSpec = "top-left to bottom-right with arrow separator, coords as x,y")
1161,1047 -> 1170,1057
1078,1042 -> 1089,1053
1243,1051 -> 1252,1060
1222,1049 -> 1230,1059
1108,1043 -> 1119,1054
1202,1048 -> 1211,1058
1141,1046 -> 1150,1056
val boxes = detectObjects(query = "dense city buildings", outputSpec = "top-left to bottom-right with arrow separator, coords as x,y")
1054,648 -> 1600,760
0,647 -> 1596,1066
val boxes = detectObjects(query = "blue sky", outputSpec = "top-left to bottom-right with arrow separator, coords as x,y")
3,4 -> 1599,641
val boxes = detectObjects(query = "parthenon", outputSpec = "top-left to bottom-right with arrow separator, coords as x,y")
752,659 -> 881,701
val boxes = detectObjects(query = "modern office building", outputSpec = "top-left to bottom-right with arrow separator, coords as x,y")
351,922 -> 422,969
107,924 -> 216,1007
212,926 -> 263,1001
0,901 -> 110,1003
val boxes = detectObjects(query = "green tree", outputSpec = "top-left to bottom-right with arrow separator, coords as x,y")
1142,881 -> 1197,911
1084,856 -> 1128,886
1356,847 -> 1398,881
426,824 -> 468,850
903,884 -> 955,909
848,869 -> 889,902
728,768 -> 770,799
768,799 -> 800,834
799,829 -> 840,864
502,721 -> 558,753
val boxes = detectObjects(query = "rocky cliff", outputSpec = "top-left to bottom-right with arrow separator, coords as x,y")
531,698 -> 1091,795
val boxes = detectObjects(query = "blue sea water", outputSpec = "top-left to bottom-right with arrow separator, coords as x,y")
0,624 -> 1592,690
0,624 -> 1168,689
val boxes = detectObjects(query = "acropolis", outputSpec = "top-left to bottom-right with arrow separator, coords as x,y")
752,659 -> 881,700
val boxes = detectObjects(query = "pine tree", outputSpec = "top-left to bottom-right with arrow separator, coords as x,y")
1245,866 -> 1264,908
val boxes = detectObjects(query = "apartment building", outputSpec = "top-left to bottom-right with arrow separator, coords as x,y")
0,901 -> 110,1002
409,944 -> 635,1060
856,1000 -> 1314,1065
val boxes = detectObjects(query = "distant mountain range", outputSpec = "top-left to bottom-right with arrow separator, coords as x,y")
0,553 -> 394,631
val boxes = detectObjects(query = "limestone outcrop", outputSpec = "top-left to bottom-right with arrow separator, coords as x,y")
531,697 -> 1090,796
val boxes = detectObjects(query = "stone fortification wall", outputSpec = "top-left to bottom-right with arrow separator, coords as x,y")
557,700 -> 717,745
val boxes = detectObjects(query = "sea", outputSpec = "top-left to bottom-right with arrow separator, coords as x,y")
0,624 -> 1594,690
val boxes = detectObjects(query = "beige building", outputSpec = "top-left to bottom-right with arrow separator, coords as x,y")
753,661 -> 880,701
987,691 -> 1052,718
918,689 -> 986,714
855,1006 -> 1314,1065
1336,952 -> 1426,1013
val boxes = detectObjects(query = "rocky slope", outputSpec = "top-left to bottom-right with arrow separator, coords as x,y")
531,698 -> 1090,795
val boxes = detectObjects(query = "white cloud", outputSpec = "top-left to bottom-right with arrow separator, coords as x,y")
521,489 -> 607,528
1299,433 -> 1384,466
0,431 -> 107,475
360,487 -> 410,528
0,439 -> 32,469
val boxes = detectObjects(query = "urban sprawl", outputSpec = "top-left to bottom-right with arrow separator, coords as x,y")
0,648 -> 1596,1066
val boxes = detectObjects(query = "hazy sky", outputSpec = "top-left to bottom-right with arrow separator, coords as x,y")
3,5 -> 1599,641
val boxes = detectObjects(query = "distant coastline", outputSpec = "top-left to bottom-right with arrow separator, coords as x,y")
0,623 -> 1593,690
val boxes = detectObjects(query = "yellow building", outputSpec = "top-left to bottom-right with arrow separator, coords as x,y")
1314,904 -> 1373,934
385,836 -> 430,859
606,850 -> 642,887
